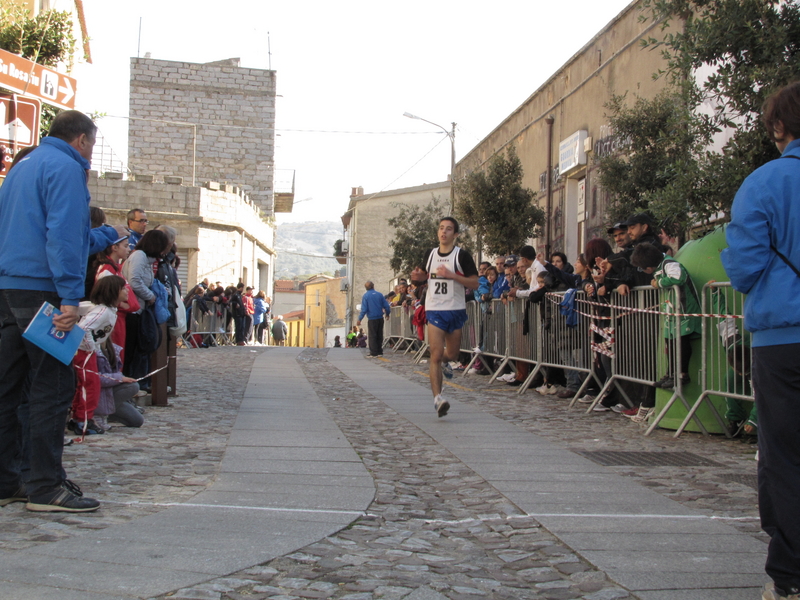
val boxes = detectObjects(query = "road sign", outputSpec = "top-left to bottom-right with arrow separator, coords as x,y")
0,48 -> 76,110
0,94 -> 41,178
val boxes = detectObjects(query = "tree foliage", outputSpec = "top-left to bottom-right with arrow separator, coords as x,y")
597,87 -> 721,238
387,196 -> 476,276
387,196 -> 447,276
600,0 -> 800,237
0,0 -> 77,67
0,0 -> 78,136
455,145 -> 544,256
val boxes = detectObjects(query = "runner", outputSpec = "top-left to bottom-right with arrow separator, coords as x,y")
424,217 -> 479,417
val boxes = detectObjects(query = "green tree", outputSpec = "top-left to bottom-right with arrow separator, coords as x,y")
0,0 -> 78,136
387,196 -> 447,276
596,86 -> 720,239
601,0 -> 800,236
455,145 -> 544,256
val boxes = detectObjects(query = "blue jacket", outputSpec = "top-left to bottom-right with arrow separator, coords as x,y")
359,288 -> 391,321
721,138 -> 800,347
493,276 -> 510,298
0,138 -> 92,306
253,298 -> 267,324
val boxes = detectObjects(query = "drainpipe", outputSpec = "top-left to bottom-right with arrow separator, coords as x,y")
545,115 -> 555,259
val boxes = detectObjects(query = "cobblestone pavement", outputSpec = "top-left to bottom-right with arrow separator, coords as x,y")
0,347 -> 259,550
158,347 -> 761,600
1,346 -> 763,600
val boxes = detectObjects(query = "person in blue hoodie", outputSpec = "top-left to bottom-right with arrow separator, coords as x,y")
721,81 -> 800,600
0,110 -> 101,514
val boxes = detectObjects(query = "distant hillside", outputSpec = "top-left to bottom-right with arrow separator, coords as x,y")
275,221 -> 343,278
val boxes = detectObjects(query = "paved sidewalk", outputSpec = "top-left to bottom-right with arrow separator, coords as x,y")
0,347 -> 767,600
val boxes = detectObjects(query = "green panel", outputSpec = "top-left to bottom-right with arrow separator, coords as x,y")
654,225 -> 738,433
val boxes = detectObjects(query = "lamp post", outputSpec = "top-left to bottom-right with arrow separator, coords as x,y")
403,112 -> 456,214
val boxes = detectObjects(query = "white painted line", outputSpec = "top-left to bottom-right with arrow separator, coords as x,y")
102,499 -> 366,517
423,513 -> 760,525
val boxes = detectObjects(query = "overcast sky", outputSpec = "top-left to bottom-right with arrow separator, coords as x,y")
71,0 -> 636,225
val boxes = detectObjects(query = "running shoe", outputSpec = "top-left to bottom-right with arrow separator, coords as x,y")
442,362 -> 453,379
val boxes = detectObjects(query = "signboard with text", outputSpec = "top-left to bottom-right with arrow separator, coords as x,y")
0,94 -> 41,178
559,130 -> 588,176
0,48 -> 76,110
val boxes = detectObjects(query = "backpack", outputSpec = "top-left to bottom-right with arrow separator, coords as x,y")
150,279 -> 171,324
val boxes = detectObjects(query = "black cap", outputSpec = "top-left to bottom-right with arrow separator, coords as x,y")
606,222 -> 627,235
504,255 -> 519,266
623,213 -> 654,227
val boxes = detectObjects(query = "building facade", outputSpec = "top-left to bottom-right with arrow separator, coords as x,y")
455,0 -> 671,261
304,276 -> 347,348
340,181 -> 450,329
89,173 -> 275,293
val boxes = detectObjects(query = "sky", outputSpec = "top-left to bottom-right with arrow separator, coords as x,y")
69,0 -> 636,226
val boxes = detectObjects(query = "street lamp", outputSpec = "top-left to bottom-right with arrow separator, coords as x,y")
403,112 -> 456,214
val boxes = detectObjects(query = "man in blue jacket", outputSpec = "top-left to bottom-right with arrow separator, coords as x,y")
356,281 -> 391,357
721,81 -> 800,600
0,110 -> 101,513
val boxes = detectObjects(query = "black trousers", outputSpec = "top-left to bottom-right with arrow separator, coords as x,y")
753,343 -> 800,590
367,318 -> 384,356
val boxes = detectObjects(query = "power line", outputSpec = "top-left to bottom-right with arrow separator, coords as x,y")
104,115 -> 444,136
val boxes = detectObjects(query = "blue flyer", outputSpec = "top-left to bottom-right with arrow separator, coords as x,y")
22,302 -> 85,365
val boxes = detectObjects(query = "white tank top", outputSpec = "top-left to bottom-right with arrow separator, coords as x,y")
425,247 -> 466,311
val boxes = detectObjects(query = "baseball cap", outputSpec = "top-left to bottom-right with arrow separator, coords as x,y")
112,225 -> 129,245
504,255 -> 519,267
623,213 -> 654,227
606,222 -> 627,235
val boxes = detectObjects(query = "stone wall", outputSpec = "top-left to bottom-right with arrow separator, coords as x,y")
88,173 -> 275,292
128,57 -> 276,214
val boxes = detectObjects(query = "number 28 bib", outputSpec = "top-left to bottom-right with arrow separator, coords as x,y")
425,247 -> 466,311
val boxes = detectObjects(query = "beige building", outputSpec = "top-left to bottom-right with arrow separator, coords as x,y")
341,181 -> 450,329
89,174 -> 275,292
455,0 -> 671,261
304,276 -> 347,348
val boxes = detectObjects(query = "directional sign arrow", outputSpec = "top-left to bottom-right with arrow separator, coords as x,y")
0,48 -> 77,110
58,77 -> 74,105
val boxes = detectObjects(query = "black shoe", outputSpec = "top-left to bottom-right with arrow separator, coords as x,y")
506,380 -> 522,387
68,419 -> 104,435
27,486 -> 100,513
654,374 -> 673,389
0,483 -> 27,507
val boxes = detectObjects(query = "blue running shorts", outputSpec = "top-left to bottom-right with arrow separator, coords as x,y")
427,309 -> 468,334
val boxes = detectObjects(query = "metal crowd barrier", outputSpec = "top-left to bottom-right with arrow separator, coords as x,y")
380,282 -> 745,437
521,291 -> 599,398
467,299 -> 508,378
576,285 -> 707,435
183,300 -> 235,347
674,282 -> 752,438
383,305 -> 403,347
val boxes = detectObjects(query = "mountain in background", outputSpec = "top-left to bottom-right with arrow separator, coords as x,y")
275,221 -> 343,279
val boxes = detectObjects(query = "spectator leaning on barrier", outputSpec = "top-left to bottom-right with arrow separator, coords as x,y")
721,81 -> 800,600
0,110 -> 101,513
607,222 -> 631,252
631,242 -> 700,392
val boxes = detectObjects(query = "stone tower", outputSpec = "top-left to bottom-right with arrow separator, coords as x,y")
128,57 -> 277,214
